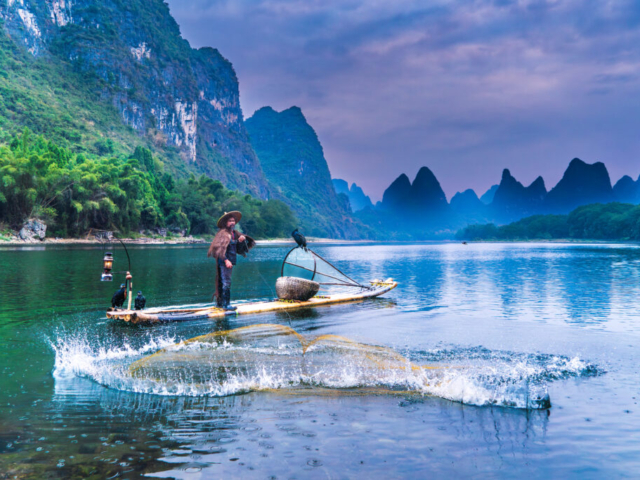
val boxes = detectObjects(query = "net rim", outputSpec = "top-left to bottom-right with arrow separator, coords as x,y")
280,247 -> 370,290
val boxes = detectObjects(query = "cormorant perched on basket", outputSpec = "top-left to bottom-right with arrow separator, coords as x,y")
292,229 -> 308,251
111,284 -> 126,309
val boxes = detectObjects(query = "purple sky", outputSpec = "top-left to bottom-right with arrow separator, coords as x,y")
167,0 -> 640,202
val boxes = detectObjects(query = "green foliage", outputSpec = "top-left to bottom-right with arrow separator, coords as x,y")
0,131 -> 297,239
456,203 -> 640,241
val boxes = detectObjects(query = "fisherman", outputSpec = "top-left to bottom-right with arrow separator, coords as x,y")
134,291 -> 146,310
111,284 -> 127,309
207,211 -> 256,310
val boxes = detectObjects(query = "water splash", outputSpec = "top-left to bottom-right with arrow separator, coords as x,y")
51,330 -> 178,392
51,324 -> 601,409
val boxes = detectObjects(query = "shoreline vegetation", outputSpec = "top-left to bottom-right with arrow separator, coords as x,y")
456,203 -> 640,242
0,130 -> 298,242
2,236 -> 637,247
0,235 -> 378,246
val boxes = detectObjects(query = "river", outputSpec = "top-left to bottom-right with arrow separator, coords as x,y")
0,242 -> 638,478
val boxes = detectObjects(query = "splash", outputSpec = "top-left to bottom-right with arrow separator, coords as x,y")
51,330 -> 178,392
52,324 -> 600,409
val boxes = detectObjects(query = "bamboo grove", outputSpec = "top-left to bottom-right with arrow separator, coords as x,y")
0,130 -> 297,239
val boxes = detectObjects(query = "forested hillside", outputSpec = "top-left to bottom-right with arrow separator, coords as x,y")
0,130 -> 296,239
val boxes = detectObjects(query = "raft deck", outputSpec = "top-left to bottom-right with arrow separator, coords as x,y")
106,281 -> 398,324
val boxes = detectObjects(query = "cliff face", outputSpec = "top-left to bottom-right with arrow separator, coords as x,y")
246,106 -> 359,239
0,0 -> 269,196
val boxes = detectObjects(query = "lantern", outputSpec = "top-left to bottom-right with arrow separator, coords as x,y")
101,252 -> 114,282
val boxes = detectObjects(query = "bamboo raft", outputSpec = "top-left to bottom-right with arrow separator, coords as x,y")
106,280 -> 398,325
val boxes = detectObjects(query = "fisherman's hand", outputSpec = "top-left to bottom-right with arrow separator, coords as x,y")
225,259 -> 233,269
238,235 -> 246,243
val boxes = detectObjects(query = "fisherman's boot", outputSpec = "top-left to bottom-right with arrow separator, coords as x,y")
222,289 -> 237,311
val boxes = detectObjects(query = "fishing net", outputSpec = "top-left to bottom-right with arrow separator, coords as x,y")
281,248 -> 370,294
128,324 -> 444,396
122,325 -> 564,409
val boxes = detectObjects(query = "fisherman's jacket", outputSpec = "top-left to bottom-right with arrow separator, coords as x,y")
207,228 -> 256,266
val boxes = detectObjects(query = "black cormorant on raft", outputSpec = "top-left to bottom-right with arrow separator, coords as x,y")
292,229 -> 308,251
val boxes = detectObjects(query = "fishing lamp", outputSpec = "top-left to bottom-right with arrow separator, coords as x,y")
101,252 -> 114,282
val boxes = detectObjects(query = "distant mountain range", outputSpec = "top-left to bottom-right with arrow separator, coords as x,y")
332,179 -> 373,212
359,157 -> 640,237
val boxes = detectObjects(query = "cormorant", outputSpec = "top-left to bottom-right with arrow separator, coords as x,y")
111,284 -> 126,309
292,229 -> 308,251
134,291 -> 146,310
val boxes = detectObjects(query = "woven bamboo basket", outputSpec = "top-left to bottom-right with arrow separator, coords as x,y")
276,276 -> 320,301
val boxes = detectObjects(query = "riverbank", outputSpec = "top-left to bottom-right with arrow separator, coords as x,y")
0,236 -> 209,246
0,236 -> 375,247
3,236 -> 636,247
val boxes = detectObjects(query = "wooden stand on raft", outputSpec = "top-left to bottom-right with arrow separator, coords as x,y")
106,280 -> 398,325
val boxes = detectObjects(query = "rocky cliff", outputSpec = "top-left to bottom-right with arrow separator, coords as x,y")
245,106 -> 359,239
0,0 -> 269,196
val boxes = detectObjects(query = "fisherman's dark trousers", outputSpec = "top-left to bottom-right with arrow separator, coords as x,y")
219,264 -> 233,290
217,263 -> 233,306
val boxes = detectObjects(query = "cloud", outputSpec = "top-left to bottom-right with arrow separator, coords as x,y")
167,0 -> 640,201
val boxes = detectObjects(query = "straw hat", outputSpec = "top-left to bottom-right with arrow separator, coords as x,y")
217,211 -> 242,229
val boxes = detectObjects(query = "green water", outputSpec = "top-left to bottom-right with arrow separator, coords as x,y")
1,243 -> 639,478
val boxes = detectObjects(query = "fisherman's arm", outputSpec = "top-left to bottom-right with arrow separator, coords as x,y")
221,245 -> 233,268
236,235 -> 256,257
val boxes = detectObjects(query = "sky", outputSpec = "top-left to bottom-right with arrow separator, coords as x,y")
166,0 -> 640,202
